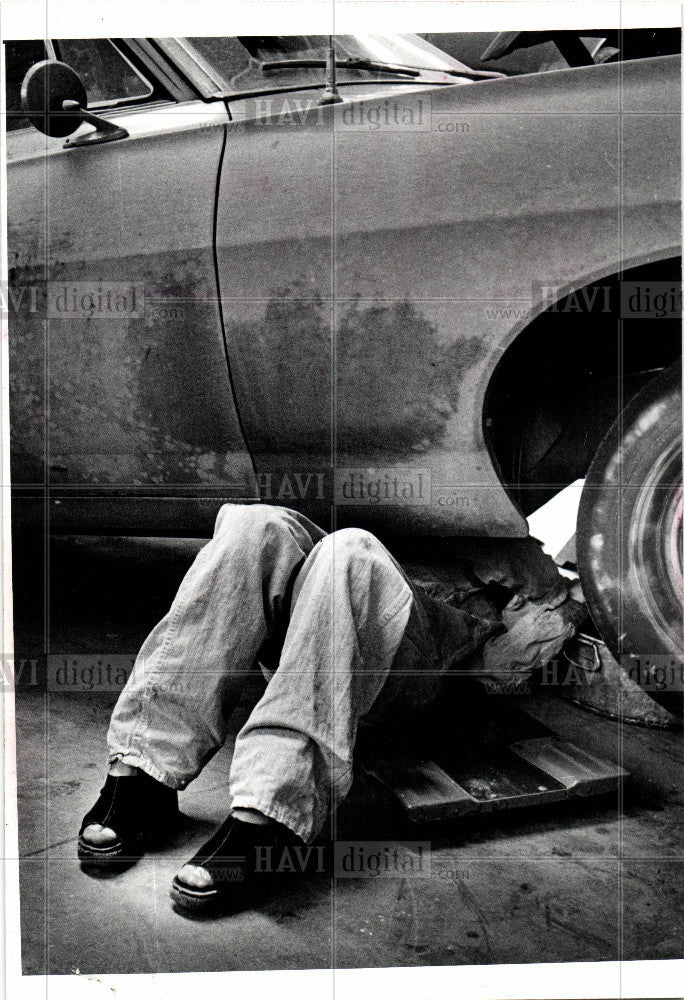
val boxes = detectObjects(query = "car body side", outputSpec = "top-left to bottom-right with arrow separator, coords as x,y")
6,46 -> 681,536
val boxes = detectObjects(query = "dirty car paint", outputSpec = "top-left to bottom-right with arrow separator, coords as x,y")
7,51 -> 680,536
216,57 -> 680,535
7,103 -> 257,505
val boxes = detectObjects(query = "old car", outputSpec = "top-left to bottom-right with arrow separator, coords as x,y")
4,32 -> 682,677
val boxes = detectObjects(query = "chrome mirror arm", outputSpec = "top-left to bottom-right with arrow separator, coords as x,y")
62,99 -> 129,147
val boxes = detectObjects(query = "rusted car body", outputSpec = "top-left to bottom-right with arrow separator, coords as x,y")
214,53 -> 680,539
6,34 -> 680,533
5,33 -> 682,666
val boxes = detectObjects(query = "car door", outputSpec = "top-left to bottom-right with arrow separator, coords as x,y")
6,38 -> 257,534
203,34 -> 528,537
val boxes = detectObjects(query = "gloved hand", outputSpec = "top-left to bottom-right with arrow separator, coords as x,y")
472,586 -> 587,693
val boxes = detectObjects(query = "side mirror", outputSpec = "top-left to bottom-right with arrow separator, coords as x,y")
21,59 -> 87,137
21,59 -> 128,146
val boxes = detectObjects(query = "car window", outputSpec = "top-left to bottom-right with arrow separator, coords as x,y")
181,34 -> 472,95
53,39 -> 153,107
4,39 -> 49,131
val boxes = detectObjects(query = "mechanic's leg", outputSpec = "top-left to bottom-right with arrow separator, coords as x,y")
107,503 -> 325,784
227,527 -> 417,842
79,504 -> 325,857
172,528 -> 490,908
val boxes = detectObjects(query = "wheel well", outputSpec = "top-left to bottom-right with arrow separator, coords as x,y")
484,257 -> 682,515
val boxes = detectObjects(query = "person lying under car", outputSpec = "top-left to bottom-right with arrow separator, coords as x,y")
78,503 -> 584,916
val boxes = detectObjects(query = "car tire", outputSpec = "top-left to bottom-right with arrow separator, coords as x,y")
576,362 -> 682,713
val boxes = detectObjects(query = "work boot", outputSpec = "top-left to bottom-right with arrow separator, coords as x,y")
78,768 -> 179,867
170,813 -> 304,916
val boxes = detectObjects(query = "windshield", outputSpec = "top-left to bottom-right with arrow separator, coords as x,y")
181,34 -> 479,94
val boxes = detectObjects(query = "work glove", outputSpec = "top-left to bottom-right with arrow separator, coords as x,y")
471,584 -> 587,693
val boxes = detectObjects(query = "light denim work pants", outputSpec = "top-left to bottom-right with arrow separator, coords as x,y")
107,504 -> 496,843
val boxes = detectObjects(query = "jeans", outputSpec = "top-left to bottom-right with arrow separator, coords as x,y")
107,504 -> 575,843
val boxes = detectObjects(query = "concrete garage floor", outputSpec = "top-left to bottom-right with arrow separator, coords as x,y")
11,534 -> 684,975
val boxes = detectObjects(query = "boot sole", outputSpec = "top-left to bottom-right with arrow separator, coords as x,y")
78,811 -> 182,867
78,835 -> 144,874
170,879 -> 222,915
78,836 -> 125,861
170,869 -> 299,917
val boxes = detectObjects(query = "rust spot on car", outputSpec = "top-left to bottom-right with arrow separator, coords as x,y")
7,251 -> 254,488
228,280 -> 486,455
135,256 -> 246,456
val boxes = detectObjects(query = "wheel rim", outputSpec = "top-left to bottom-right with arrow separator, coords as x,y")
628,436 -> 683,655
666,487 -> 683,606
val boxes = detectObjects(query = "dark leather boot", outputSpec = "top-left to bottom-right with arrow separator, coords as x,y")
78,769 -> 179,866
